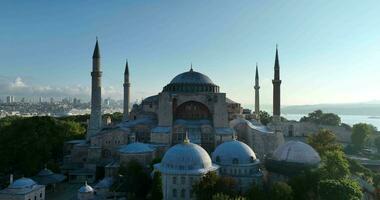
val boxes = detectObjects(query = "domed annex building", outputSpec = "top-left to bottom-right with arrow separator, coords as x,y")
212,139 -> 263,191
62,41 -> 285,196
0,176 -> 45,200
265,141 -> 321,181
154,136 -> 219,200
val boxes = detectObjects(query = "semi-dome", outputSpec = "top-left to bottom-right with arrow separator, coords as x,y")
272,141 -> 321,165
212,140 -> 257,165
78,182 -> 94,193
8,178 -> 37,189
156,138 -> 218,174
163,68 -> 220,93
118,142 -> 154,154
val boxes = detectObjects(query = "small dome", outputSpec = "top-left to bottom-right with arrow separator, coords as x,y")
9,178 -> 36,189
37,168 -> 54,176
272,141 -> 321,165
78,182 -> 94,193
212,140 -> 257,165
118,142 -> 154,154
170,70 -> 215,85
157,140 -> 218,174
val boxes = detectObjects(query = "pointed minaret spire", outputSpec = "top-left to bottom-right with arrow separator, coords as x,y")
123,59 -> 130,121
124,59 -> 129,75
190,62 -> 193,72
272,44 -> 282,124
274,44 -> 280,80
254,63 -> 260,120
92,38 -> 100,59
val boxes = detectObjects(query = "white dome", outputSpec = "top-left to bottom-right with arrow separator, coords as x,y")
212,140 -> 257,165
78,182 -> 94,193
272,141 -> 321,165
118,142 -> 154,154
9,178 -> 36,189
157,141 -> 218,174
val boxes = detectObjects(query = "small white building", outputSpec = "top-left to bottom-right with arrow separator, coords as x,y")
212,139 -> 263,191
154,137 -> 219,200
0,176 -> 45,200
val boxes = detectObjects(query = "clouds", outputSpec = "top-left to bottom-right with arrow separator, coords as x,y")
0,76 -> 123,100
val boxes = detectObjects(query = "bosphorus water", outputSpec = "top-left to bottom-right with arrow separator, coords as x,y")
283,114 -> 380,130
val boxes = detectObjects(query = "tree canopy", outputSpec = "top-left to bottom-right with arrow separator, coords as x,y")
307,129 -> 342,156
193,172 -> 238,200
318,179 -> 362,200
300,110 -> 341,126
351,123 -> 375,150
0,116 -> 85,177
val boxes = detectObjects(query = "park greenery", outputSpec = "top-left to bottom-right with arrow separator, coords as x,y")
300,110 -> 341,126
0,116 -> 85,179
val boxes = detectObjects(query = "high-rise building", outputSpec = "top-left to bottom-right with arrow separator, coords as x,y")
6,96 -> 14,103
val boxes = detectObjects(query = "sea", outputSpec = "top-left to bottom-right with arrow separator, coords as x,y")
282,114 -> 380,130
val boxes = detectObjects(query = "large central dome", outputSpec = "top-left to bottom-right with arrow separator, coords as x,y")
170,69 -> 215,85
163,68 -> 220,93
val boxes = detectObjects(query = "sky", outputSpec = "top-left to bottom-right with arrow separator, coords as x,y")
0,0 -> 379,107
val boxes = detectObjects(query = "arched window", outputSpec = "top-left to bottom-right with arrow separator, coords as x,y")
173,189 -> 177,197
232,158 -> 239,165
172,176 -> 177,184
181,189 -> 186,198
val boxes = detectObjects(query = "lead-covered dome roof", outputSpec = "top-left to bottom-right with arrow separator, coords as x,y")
155,139 -> 219,174
212,140 -> 257,165
118,142 -> 154,154
272,141 -> 321,165
163,68 -> 220,93
8,178 -> 37,189
170,69 -> 214,85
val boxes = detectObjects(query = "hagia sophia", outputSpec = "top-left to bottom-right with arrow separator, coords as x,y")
0,40 -> 322,200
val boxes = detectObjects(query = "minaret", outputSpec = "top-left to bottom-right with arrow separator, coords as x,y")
87,39 -> 102,140
123,59 -> 130,120
272,45 -> 282,123
254,63 -> 260,120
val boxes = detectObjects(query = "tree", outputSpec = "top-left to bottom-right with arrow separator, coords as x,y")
147,171 -> 163,200
288,170 -> 319,200
300,110 -> 341,126
318,179 -> 362,200
115,160 -> 152,199
351,123 -> 375,150
269,182 -> 293,200
307,129 -> 342,156
259,111 -> 271,125
212,193 -> 246,200
319,150 -> 350,180
0,116 -> 85,176
375,136 -> 380,153
245,184 -> 267,200
193,172 -> 237,200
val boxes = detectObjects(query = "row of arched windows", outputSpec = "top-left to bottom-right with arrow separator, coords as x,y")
163,83 -> 220,93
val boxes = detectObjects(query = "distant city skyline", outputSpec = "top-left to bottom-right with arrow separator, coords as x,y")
1,1 -> 380,106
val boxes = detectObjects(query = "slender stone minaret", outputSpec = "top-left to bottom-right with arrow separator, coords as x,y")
123,59 -> 130,121
272,45 -> 282,123
87,39 -> 102,140
254,63 -> 260,120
